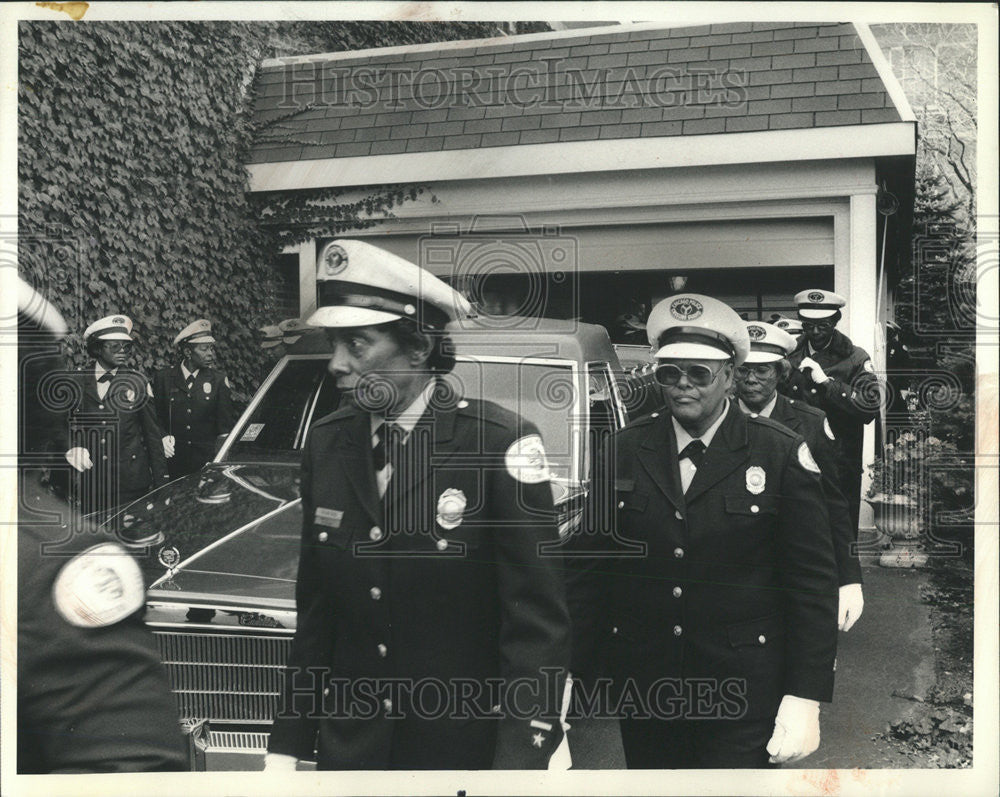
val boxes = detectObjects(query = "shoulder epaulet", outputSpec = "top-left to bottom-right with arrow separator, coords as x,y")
311,405 -> 358,428
456,398 -> 520,429
787,400 -> 826,420
748,413 -> 801,441
627,409 -> 665,428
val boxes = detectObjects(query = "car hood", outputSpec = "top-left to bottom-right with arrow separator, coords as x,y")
113,463 -> 301,596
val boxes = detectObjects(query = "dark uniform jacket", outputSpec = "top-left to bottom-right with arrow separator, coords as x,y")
68,366 -> 169,517
566,402 -> 839,724
761,395 -> 863,586
153,363 -> 236,479
784,330 -> 880,479
18,472 -> 187,773
153,364 -> 237,479
269,389 -> 571,770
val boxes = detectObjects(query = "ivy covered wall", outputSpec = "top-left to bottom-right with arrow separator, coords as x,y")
18,20 -> 543,398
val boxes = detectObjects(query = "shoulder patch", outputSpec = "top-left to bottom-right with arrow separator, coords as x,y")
863,359 -> 874,373
823,417 -> 836,440
52,542 -> 145,628
146,382 -> 154,398
224,376 -> 232,389
505,434 -> 551,484
797,442 -> 822,474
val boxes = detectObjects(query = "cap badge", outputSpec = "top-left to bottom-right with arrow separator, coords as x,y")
113,316 -> 126,325
669,297 -> 703,320
436,487 -> 467,530
323,244 -> 349,276
158,545 -> 181,568
203,382 -> 212,395
807,291 -> 825,303
747,324 -> 766,341
775,320 -> 789,329
746,466 -> 766,494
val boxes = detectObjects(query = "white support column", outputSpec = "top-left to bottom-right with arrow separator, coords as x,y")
298,240 -> 317,320
847,190 -> 879,531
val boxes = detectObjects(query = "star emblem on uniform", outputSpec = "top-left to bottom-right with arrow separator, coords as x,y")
532,732 -> 546,748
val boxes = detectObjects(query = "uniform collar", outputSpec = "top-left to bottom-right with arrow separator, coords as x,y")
181,362 -> 199,381
671,398 -> 730,452
370,377 -> 435,438
738,393 -> 778,418
94,361 -> 117,380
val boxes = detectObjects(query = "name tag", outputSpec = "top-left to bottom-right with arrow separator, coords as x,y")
315,507 -> 344,528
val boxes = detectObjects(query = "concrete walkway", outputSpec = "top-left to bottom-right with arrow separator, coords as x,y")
568,562 -> 935,769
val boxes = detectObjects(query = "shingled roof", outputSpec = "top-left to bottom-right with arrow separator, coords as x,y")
250,21 -> 905,167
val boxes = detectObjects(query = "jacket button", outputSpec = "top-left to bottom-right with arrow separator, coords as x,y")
382,698 -> 393,712
317,531 -> 328,542
673,547 -> 684,559
672,586 -> 682,598
674,510 -> 683,521
323,687 -> 330,697
491,704 -> 501,714
841,392 -> 847,398
749,412 -> 758,418
377,643 -> 388,658
810,388 -> 817,394
131,454 -> 136,459
617,501 -> 625,509
673,625 -> 682,636
436,539 -> 448,551
100,439 -> 106,445
758,634 -> 767,645
102,455 -> 108,461
370,587 -> 382,600
611,626 -> 618,635
370,526 -> 383,541
750,505 -> 759,513
187,409 -> 192,413
98,404 -> 105,409
185,425 -> 191,430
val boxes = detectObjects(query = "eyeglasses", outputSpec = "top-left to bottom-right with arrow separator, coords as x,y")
654,362 -> 726,388
735,364 -> 778,380
101,341 -> 133,352
800,320 -> 835,331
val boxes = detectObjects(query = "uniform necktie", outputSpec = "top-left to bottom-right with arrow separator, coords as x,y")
372,423 -> 404,471
97,371 -> 113,383
372,423 -> 387,471
678,439 -> 706,469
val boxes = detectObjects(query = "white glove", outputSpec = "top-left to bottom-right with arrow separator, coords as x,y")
65,447 -> 93,472
263,753 -> 298,771
799,356 -> 830,384
162,435 -> 176,458
838,583 -> 864,631
766,694 -> 820,764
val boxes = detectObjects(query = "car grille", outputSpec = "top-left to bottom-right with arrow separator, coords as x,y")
154,630 -> 292,723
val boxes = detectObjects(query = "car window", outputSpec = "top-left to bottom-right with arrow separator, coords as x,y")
447,359 -> 577,484
223,359 -> 339,462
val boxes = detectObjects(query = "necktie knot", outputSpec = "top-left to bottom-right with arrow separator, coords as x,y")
679,439 -> 706,468
97,371 -> 113,384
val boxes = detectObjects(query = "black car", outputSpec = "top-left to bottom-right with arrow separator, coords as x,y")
115,319 -> 641,768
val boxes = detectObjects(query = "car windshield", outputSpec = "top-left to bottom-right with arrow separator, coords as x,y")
221,356 -> 580,483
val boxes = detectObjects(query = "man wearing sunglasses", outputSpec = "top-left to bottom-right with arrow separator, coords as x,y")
784,290 -> 881,552
64,314 -> 170,520
736,322 -> 864,632
566,294 -> 838,769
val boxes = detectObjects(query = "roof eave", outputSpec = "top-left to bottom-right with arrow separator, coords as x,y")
248,122 -> 918,193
